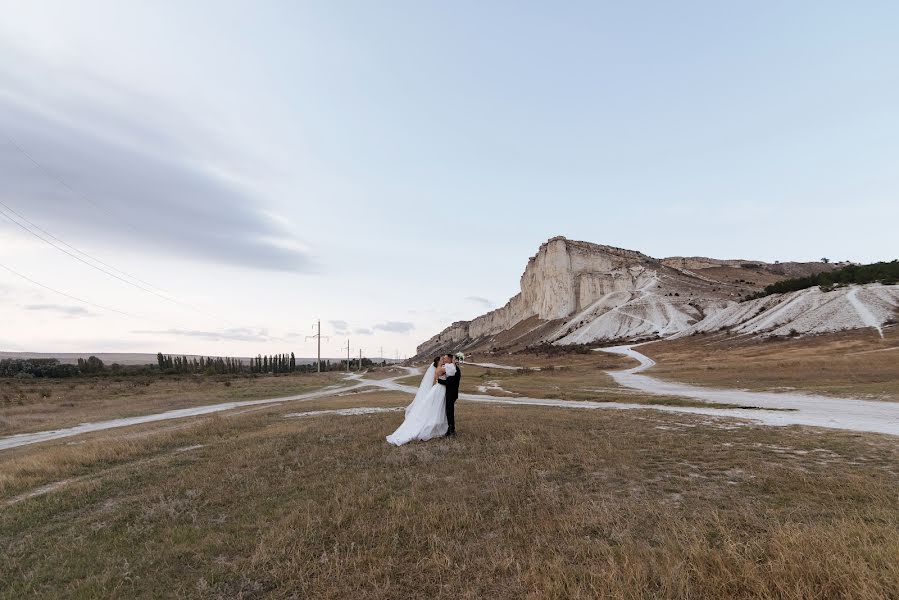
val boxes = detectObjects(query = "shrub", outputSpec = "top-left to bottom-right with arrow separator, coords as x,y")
523,343 -> 592,356
742,259 -> 899,302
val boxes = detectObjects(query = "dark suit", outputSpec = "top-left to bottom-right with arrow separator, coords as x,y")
437,363 -> 461,434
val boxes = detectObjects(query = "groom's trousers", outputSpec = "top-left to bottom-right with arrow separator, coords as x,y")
445,399 -> 456,433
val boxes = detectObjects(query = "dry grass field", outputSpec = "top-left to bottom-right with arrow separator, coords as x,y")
639,325 -> 899,400
3,332 -> 899,599
0,371 -> 344,436
453,364 -> 759,409
402,352 -> 631,399
2,386 -> 898,599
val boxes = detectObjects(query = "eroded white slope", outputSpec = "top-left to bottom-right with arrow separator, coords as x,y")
672,284 -> 899,339
556,276 -> 706,344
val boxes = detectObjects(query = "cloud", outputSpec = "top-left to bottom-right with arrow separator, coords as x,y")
465,296 -> 494,308
329,320 -> 350,335
24,303 -> 96,317
132,328 -> 272,342
373,321 -> 415,334
354,327 -> 373,335
0,50 -> 313,273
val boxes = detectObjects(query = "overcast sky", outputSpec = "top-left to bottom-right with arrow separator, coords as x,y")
1,1 -> 897,358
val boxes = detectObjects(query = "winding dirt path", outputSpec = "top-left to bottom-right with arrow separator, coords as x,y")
5,350 -> 899,454
0,382 -> 368,451
598,345 -> 899,436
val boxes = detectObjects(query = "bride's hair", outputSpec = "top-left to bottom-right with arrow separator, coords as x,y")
432,356 -> 441,368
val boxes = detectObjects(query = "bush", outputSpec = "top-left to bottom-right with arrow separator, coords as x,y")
523,343 -> 592,356
743,260 -> 899,301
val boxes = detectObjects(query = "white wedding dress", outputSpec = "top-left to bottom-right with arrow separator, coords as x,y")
386,364 -> 450,446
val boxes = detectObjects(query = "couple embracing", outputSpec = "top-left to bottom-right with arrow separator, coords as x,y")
386,353 -> 462,446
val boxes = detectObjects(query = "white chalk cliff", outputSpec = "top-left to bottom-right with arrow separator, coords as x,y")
416,237 -> 898,356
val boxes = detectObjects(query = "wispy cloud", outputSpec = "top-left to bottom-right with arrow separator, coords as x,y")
24,303 -> 96,317
329,320 -> 350,335
465,296 -> 493,308
0,49 -> 313,273
373,321 -> 415,334
132,328 -> 272,342
354,327 -> 373,335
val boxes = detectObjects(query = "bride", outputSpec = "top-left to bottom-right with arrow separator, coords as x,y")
386,356 -> 454,446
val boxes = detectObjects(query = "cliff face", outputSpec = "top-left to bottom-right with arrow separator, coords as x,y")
417,237 -> 670,356
414,236 -> 852,358
459,238 -> 656,341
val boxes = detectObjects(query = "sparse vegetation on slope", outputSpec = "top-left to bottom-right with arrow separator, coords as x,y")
743,260 -> 899,301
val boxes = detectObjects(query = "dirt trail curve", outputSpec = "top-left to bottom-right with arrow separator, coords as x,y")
377,362 -> 899,437
0,382 -> 369,452
599,345 -> 899,436
4,354 -> 899,453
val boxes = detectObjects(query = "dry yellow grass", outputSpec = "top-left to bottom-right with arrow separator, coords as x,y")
2,391 -> 898,599
640,326 -> 899,400
0,371 -> 345,436
0,390 -> 404,499
4,338 -> 899,599
405,359 -> 799,409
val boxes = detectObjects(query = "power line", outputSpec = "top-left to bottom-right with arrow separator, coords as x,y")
0,135 -> 258,330
0,204 -> 238,326
1,135 -> 239,324
0,199 -> 167,293
305,319 -> 330,373
2,135 -> 147,239
0,260 -> 140,319
340,339 -> 350,373
0,205 -> 177,302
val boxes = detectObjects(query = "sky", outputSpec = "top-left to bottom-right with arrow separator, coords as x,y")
1,0 -> 897,358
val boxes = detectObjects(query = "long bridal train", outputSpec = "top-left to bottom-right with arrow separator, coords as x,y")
386,364 -> 448,446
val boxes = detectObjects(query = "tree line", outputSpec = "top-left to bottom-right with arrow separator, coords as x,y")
1,358 -> 82,378
156,353 -> 251,374
743,260 -> 899,301
2,352 -> 388,379
1,356 -> 151,379
154,353 -> 374,374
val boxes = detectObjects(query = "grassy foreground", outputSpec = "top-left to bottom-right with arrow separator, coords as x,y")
0,371 -> 344,436
3,389 -> 898,599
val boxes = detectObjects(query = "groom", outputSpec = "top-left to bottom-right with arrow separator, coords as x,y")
437,353 -> 461,436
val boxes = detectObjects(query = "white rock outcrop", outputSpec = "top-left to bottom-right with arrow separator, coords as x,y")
415,237 -> 892,357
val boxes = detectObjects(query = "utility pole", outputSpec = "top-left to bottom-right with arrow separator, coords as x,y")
359,349 -> 363,371
340,340 -> 350,373
305,320 -> 330,373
